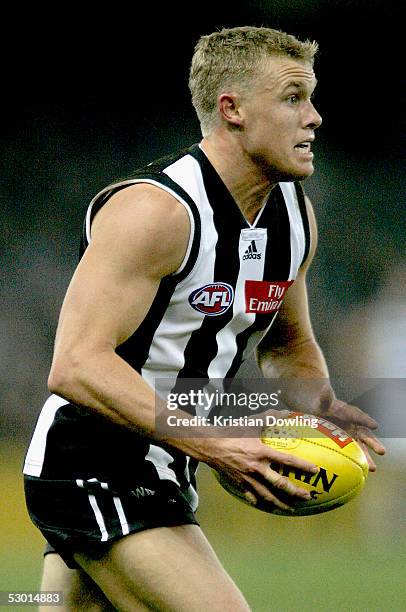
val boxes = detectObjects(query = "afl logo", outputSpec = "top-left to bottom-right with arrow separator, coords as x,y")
188,283 -> 234,316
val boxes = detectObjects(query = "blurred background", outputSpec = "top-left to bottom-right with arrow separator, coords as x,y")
1,1 -> 405,610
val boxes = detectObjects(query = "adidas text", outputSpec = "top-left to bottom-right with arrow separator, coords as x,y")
243,252 -> 261,260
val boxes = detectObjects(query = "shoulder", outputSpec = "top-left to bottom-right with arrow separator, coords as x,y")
88,183 -> 191,278
92,182 -> 191,229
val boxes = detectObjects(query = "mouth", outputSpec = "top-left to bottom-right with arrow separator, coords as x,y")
293,139 -> 314,162
294,141 -> 312,151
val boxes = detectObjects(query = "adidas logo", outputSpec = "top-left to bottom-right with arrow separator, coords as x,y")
243,240 -> 261,260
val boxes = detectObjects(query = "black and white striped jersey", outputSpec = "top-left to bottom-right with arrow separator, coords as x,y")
23,143 -> 310,510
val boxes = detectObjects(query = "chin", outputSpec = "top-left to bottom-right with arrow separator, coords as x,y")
272,169 -> 313,183
257,154 -> 315,183
283,163 -> 314,182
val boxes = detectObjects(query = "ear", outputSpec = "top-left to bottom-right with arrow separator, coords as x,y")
218,93 -> 244,128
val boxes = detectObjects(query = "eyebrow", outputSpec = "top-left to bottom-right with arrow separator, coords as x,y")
282,79 -> 318,92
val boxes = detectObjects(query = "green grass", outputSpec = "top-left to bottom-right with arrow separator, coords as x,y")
219,545 -> 405,611
2,445 -> 405,611
197,463 -> 406,612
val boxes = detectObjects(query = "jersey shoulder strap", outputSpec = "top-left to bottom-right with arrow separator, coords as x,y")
79,146 -> 202,282
294,181 -> 311,266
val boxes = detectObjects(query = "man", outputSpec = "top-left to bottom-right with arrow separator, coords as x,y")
24,26 -> 385,611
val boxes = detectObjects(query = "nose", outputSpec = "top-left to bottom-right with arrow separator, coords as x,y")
304,100 -> 322,129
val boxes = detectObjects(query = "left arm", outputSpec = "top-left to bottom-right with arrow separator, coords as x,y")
257,196 -> 385,469
258,195 -> 328,381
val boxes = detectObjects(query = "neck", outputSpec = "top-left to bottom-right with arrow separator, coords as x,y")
200,133 -> 278,224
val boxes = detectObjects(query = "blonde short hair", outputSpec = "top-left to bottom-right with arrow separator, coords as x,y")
189,26 -> 318,136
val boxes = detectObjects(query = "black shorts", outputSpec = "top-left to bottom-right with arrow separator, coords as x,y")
25,474 -> 198,569
24,403 -> 199,569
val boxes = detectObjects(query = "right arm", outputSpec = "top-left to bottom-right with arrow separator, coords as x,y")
48,183 -> 186,434
49,183 -> 317,511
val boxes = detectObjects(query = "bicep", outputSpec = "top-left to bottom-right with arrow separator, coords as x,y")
56,248 -> 159,356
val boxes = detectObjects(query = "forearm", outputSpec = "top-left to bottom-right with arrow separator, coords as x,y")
257,338 -> 334,415
257,337 -> 329,379
46,342 -> 328,503
48,348 -> 223,463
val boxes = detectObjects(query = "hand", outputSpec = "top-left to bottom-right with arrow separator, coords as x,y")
278,380 -> 386,471
205,436 -> 319,513
317,398 -> 386,471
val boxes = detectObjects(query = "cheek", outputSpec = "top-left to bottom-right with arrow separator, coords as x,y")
264,128 -> 289,154
244,113 -> 291,157
262,115 -> 289,141
255,122 -> 282,144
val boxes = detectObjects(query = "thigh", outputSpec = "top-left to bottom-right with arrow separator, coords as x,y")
74,524 -> 251,612
40,552 -> 115,611
25,473 -> 199,570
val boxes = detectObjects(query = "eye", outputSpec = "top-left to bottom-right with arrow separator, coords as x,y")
287,94 -> 299,104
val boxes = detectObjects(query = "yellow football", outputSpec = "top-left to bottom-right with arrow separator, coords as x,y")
215,412 -> 369,516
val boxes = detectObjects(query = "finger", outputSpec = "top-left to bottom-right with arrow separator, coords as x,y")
355,429 -> 386,456
244,491 -> 258,506
330,402 -> 378,430
265,448 -> 319,474
244,474 -> 294,512
359,442 -> 376,472
265,469 -> 311,500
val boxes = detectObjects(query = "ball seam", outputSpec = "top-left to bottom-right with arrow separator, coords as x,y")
296,438 -> 366,471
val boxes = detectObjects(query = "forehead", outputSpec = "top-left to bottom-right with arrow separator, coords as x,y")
259,56 -> 317,92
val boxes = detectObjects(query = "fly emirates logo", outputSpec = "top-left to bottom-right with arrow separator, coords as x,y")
245,280 -> 293,313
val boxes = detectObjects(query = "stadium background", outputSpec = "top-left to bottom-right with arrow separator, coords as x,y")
1,1 -> 405,610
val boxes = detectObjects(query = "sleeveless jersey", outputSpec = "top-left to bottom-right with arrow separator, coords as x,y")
23,143 -> 310,510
